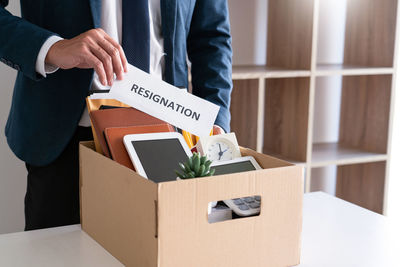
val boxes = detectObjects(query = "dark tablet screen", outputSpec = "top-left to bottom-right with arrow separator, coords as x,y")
131,138 -> 190,183
212,161 -> 257,176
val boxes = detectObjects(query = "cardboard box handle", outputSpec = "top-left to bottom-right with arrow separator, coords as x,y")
207,195 -> 261,224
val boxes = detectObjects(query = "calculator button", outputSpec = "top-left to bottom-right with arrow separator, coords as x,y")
243,197 -> 255,203
249,202 -> 260,209
233,199 -> 244,205
255,196 -> 261,202
238,204 -> 250,210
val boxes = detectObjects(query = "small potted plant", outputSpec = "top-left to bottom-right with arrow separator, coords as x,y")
176,152 -> 216,214
175,152 -> 215,179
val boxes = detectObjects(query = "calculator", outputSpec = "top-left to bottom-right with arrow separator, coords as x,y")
223,195 -> 261,217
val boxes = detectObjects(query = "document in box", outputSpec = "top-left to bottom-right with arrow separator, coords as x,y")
109,64 -> 220,137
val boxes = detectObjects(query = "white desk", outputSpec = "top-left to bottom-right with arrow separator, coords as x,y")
300,192 -> 399,267
0,192 -> 398,267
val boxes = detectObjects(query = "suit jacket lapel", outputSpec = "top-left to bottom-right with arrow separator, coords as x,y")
89,0 -> 101,28
161,0 -> 177,84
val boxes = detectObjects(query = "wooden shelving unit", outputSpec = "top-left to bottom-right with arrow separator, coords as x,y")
315,64 -> 394,77
228,0 -> 399,214
311,142 -> 388,168
232,66 -> 311,80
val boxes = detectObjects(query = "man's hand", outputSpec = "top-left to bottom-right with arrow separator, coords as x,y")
213,125 -> 225,135
45,28 -> 128,86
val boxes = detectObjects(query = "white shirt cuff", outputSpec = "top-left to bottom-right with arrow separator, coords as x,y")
35,36 -> 64,77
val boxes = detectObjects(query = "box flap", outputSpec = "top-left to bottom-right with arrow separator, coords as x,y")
80,142 -> 158,267
240,146 -> 293,168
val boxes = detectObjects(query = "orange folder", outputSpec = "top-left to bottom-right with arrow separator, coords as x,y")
86,97 -> 130,154
90,108 -> 171,157
105,124 -> 175,170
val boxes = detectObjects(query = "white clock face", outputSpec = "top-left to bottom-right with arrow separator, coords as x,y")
206,140 -> 234,161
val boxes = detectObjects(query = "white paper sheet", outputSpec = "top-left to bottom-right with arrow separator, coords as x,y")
109,64 -> 220,137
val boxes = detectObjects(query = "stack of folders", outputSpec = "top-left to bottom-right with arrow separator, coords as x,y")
89,106 -> 175,170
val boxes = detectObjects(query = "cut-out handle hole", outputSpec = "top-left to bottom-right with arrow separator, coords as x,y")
208,195 -> 261,224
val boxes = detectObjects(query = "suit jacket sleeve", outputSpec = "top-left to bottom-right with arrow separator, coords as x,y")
0,1 -> 56,80
187,0 -> 233,133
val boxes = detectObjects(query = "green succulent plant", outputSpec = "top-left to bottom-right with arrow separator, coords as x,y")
176,152 -> 215,179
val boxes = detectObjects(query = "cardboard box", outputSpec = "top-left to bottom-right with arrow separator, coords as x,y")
80,141 -> 303,267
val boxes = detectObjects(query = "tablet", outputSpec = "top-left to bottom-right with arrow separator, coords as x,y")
210,156 -> 262,175
123,132 -> 192,182
105,124 -> 175,170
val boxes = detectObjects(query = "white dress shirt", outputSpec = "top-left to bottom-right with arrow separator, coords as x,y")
35,0 -> 165,126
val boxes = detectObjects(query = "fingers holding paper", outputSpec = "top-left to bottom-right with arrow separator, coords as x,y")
45,28 -> 128,86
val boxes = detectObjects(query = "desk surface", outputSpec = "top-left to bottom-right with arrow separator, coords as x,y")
0,192 -> 398,267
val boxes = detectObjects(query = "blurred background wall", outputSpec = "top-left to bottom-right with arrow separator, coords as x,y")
0,1 -> 26,234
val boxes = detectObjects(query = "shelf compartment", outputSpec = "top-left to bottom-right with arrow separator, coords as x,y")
311,142 -> 388,168
336,161 -> 387,214
263,77 -> 310,162
339,75 -> 392,154
310,166 -> 338,195
228,0 -> 268,66
230,79 -> 259,150
315,64 -> 394,77
267,0 -> 314,70
232,65 -> 311,80
343,0 -> 397,67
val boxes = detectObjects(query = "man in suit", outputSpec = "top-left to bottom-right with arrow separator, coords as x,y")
0,0 -> 232,230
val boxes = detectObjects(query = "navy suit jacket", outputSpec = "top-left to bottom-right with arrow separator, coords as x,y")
0,0 -> 232,166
